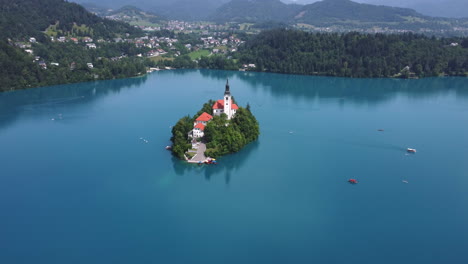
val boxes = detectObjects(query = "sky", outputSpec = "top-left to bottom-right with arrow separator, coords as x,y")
70,0 -> 467,18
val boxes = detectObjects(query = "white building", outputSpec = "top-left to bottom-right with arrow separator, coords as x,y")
212,79 -> 238,120
191,112 -> 213,138
190,80 -> 238,139
193,123 -> 206,138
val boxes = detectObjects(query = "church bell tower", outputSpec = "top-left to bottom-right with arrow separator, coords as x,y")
224,79 -> 232,119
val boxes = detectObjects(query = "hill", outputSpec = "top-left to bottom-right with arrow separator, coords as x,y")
294,0 -> 423,24
155,0 -> 228,21
210,0 -> 301,23
0,0 -> 148,91
73,0 -> 230,21
0,0 -> 141,41
106,5 -> 165,26
79,2 -> 113,16
211,0 -> 468,36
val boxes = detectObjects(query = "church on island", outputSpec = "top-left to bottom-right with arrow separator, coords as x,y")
191,80 -> 239,138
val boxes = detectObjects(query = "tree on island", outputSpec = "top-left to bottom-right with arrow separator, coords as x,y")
204,106 -> 260,158
170,115 -> 193,160
170,101 -> 260,160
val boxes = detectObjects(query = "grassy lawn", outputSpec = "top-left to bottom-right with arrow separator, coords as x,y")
239,23 -> 254,31
214,45 -> 228,50
149,56 -> 174,62
129,21 -> 161,27
188,50 -> 210,60
44,22 -> 63,37
185,152 -> 195,159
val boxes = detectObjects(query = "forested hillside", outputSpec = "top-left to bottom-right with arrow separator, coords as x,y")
211,0 -> 467,36
295,0 -> 422,24
106,5 -> 166,25
0,0 -> 141,40
0,0 -> 150,91
238,29 -> 468,78
210,0 -> 301,23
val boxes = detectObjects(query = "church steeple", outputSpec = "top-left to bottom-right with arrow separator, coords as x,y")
223,79 -> 232,119
224,79 -> 230,95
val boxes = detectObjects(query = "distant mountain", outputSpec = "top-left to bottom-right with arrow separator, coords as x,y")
211,0 -> 301,23
212,0 -> 426,24
208,0 -> 468,36
388,0 -> 467,19
71,0 -> 230,21
294,0 -> 424,24
0,0 -> 141,40
283,0 -> 468,19
154,0 -> 229,21
79,2 -> 114,16
71,0 -> 467,20
107,5 -> 165,24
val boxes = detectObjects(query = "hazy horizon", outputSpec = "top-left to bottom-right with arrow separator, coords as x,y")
70,0 -> 467,19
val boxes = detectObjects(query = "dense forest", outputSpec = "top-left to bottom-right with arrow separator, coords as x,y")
0,0 -> 150,91
171,101 -> 260,160
204,106 -> 260,158
0,0 -> 141,40
237,29 -> 468,78
0,41 -> 148,92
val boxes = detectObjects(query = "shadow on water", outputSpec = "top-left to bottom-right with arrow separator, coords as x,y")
172,140 -> 260,185
234,71 -> 468,105
0,76 -> 148,131
199,69 -> 238,81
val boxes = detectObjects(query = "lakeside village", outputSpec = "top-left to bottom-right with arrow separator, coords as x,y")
12,17 -> 464,73
169,80 -> 260,164
13,27 -> 250,72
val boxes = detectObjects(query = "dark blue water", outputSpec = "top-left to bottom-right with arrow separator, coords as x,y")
1,70 -> 468,263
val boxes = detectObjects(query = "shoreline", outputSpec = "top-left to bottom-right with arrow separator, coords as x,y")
3,67 -> 467,93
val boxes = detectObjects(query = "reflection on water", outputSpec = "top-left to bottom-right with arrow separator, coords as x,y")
172,141 -> 260,184
1,70 -> 468,264
235,71 -> 468,105
199,69 -> 238,81
0,76 -> 148,130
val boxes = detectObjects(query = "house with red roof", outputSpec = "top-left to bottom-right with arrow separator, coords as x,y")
194,112 -> 213,126
190,80 -> 238,138
191,112 -> 213,138
193,123 -> 206,138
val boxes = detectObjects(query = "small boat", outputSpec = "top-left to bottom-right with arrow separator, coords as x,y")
378,129 -> 384,132
204,159 -> 218,165
348,179 -> 358,184
165,146 -> 172,150
402,180 -> 409,184
407,148 -> 417,153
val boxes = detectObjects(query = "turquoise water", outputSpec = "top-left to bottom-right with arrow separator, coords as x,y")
1,70 -> 468,263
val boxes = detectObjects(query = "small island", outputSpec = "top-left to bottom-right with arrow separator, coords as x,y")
170,80 -> 259,162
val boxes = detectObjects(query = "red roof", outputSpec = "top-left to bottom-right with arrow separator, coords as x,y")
194,123 -> 205,131
212,99 -> 239,110
196,112 -> 213,122
212,100 -> 224,109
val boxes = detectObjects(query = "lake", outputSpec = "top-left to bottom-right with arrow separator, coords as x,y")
1,70 -> 468,264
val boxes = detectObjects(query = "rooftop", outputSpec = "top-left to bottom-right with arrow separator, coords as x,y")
196,112 -> 213,122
